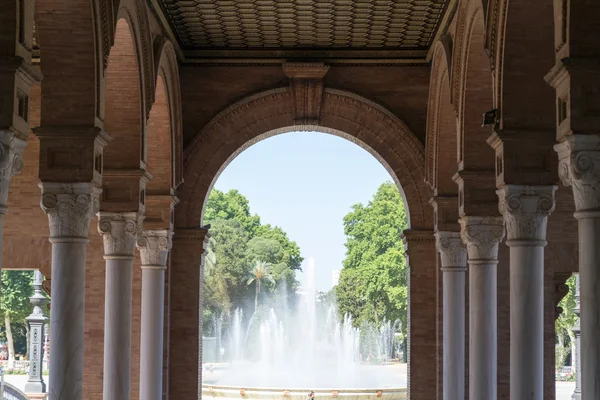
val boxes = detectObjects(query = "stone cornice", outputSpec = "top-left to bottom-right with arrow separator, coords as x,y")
497,185 -> 556,243
39,182 -> 101,240
459,216 -> 505,262
555,134 -> 600,214
172,227 -> 210,242
97,212 -> 143,258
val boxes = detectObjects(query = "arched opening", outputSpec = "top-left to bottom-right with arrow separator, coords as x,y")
146,74 -> 172,194
435,74 -> 458,196
459,14 -> 494,172
81,16 -> 146,400
172,87 -> 436,399
199,130 -> 409,392
104,18 -> 144,171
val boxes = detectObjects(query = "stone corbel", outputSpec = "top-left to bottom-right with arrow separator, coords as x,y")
282,63 -> 330,125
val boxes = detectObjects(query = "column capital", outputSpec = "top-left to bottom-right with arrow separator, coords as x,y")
137,230 -> 173,268
555,134 -> 600,214
497,185 -> 557,244
435,231 -> 467,270
39,182 -> 101,240
0,130 -> 27,211
459,216 -> 505,262
97,212 -> 143,258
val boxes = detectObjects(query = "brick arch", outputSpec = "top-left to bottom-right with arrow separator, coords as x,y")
153,37 -> 183,188
109,1 -> 154,122
453,5 -> 495,171
35,0 -> 105,127
426,39 -> 458,195
103,18 -> 144,170
113,0 -> 154,120
487,0 -> 555,130
178,88 -> 432,230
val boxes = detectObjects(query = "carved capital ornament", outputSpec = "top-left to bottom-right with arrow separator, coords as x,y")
435,231 -> 467,269
39,182 -> 101,240
0,131 -> 26,211
497,185 -> 557,244
555,134 -> 600,214
137,229 -> 173,268
459,216 -> 505,262
97,212 -> 143,258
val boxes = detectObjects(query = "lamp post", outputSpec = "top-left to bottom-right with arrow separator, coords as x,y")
24,270 -> 48,393
572,273 -> 581,400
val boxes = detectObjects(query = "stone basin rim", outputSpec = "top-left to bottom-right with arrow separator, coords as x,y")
204,385 -> 407,392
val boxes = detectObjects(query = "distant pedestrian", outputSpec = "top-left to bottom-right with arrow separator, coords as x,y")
307,391 -> 315,400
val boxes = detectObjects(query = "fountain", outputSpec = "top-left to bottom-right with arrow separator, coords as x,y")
203,258 -> 407,400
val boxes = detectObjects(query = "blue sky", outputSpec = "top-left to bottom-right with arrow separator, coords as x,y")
212,131 -> 394,291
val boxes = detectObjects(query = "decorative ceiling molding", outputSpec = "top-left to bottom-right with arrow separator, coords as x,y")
283,62 -> 330,125
157,0 -> 449,62
181,48 -> 430,64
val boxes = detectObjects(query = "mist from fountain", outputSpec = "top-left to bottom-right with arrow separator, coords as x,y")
210,258 -> 404,389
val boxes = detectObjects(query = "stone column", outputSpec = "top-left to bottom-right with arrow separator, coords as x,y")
97,212 -> 142,400
137,230 -> 172,400
497,185 -> 556,400
39,182 -> 101,400
459,216 -> 505,400
435,231 -> 467,400
556,134 -> 600,400
25,270 -> 48,394
572,273 -> 581,400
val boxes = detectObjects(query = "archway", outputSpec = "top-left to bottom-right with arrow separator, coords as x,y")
198,130 -> 409,392
170,87 -> 437,399
178,88 -> 431,230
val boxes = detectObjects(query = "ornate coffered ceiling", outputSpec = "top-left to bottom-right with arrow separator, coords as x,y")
155,0 -> 451,64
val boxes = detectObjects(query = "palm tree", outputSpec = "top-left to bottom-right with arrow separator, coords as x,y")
246,261 -> 275,313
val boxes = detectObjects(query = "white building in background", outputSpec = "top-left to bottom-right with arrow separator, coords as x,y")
331,269 -> 340,287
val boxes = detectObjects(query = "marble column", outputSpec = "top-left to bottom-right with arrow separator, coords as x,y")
97,212 -> 143,400
572,273 -> 581,400
39,182 -> 101,400
497,185 -> 556,400
459,216 -> 505,400
137,230 -> 172,400
435,231 -> 467,400
556,134 -> 600,400
24,270 -> 48,393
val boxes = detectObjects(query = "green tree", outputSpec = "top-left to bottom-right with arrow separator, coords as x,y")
246,237 -> 297,292
246,261 -> 275,313
204,219 -> 250,318
204,189 -> 261,236
254,224 -> 304,270
556,275 -> 578,369
0,270 -> 34,366
335,182 -> 409,334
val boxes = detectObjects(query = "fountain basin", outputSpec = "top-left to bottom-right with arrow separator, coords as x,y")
203,385 -> 407,400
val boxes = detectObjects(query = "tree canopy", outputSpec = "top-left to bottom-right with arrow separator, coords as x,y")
335,182 -> 408,334
202,189 -> 304,330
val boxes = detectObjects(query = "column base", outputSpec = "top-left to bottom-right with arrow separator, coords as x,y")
25,393 -> 48,400
571,391 -> 581,400
25,381 -> 47,393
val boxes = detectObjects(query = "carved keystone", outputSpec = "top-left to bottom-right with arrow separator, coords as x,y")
282,63 -> 330,125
